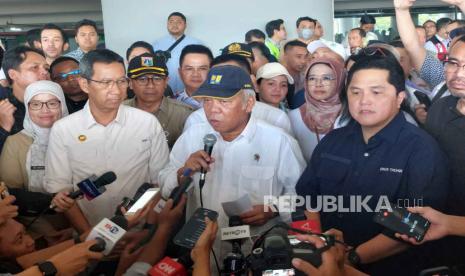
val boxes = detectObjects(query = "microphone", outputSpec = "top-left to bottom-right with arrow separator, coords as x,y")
115,182 -> 154,215
50,171 -> 117,209
148,254 -> 193,276
85,215 -> 128,255
221,216 -> 249,275
289,209 -> 321,235
199,134 -> 217,190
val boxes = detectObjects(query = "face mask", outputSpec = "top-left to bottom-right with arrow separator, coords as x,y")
299,28 -> 314,40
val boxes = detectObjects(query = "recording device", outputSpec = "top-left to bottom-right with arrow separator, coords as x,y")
126,188 -> 159,215
173,207 -> 218,249
289,209 -> 321,234
221,216 -> 250,275
248,223 -> 335,276
154,50 -> 171,64
414,91 -> 432,110
373,205 -> 430,242
169,171 -> 193,207
148,254 -> 193,276
115,183 -> 154,216
50,171 -> 117,209
199,134 -> 217,190
85,215 -> 128,255
7,188 -> 54,217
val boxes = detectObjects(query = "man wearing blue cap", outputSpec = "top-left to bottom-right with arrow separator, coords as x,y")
160,65 -> 305,262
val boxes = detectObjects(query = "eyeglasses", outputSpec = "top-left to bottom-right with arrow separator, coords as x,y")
28,100 -> 61,110
86,77 -> 129,89
360,47 -> 387,57
444,59 -> 465,72
54,69 -> 80,81
307,75 -> 336,86
135,75 -> 166,86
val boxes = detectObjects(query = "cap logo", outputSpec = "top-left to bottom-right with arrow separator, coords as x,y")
228,43 -> 242,52
209,74 -> 223,84
141,57 -> 153,67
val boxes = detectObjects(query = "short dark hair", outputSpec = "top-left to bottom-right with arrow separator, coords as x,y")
248,42 -> 277,62
283,40 -> 307,52
350,27 -> 366,38
50,56 -> 79,75
212,54 -> 251,74
423,20 -> 436,28
41,23 -> 68,43
296,16 -> 316,28
1,45 -> 45,84
75,19 -> 98,33
360,15 -> 376,25
125,41 -> 154,60
245,29 -> 266,43
347,56 -> 405,94
79,49 -> 124,79
449,19 -> 465,29
168,12 -> 186,23
436,17 -> 452,30
265,19 -> 284,38
179,44 -> 213,67
25,28 -> 41,49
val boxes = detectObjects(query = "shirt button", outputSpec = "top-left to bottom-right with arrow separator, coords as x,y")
364,152 -> 369,157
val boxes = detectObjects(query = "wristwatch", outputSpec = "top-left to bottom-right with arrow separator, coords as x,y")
347,248 -> 361,266
36,261 -> 57,276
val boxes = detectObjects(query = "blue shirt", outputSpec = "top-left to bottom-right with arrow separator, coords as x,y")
152,34 -> 202,94
63,47 -> 86,62
296,113 -> 449,247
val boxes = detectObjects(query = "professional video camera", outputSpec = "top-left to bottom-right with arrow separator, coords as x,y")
219,222 -> 337,276
154,50 -> 171,64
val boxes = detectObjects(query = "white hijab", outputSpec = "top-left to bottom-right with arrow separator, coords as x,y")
22,80 -> 68,193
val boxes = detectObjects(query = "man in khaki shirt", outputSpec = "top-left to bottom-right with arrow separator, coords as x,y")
125,53 -> 193,148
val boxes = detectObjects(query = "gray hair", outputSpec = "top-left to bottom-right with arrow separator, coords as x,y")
241,89 -> 256,106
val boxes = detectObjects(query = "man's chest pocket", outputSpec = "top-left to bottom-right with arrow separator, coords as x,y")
119,139 -> 152,166
316,153 -> 351,193
239,165 -> 275,199
69,141 -> 100,171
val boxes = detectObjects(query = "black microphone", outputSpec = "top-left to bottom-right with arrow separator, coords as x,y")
199,134 -> 217,190
50,171 -> 117,209
169,174 -> 193,207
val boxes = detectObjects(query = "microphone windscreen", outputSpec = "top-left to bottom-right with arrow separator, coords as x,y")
94,171 -> 117,188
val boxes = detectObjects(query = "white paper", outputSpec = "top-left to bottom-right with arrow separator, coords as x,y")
221,194 -> 253,217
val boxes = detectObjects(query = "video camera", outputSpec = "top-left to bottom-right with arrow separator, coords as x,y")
154,50 -> 171,64
235,222 -> 336,276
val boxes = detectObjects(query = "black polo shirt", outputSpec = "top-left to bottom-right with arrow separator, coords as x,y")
296,112 -> 449,247
426,95 -> 465,215
65,96 -> 87,114
0,87 -> 25,153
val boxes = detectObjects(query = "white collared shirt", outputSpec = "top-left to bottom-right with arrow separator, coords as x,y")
44,103 -> 169,225
159,116 -> 305,260
183,101 -> 294,135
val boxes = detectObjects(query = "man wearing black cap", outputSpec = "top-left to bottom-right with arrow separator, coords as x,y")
160,65 -> 305,261
125,53 -> 193,148
221,42 -> 255,67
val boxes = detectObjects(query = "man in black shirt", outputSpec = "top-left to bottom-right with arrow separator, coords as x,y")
50,56 -> 87,114
0,46 -> 50,153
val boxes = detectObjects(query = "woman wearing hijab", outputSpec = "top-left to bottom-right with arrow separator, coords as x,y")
0,80 -> 68,191
288,57 -> 346,161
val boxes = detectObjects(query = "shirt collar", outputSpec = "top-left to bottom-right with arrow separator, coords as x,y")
207,114 -> 257,144
82,102 -> 126,129
347,112 -> 405,145
435,34 -> 448,44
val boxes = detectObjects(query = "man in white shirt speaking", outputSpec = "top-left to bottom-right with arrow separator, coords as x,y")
44,49 -> 169,231
159,65 -> 305,262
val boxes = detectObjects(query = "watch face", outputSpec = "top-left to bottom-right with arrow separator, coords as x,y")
349,250 -> 360,265
38,261 -> 57,276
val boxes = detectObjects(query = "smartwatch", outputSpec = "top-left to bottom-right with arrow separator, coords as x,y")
36,261 -> 57,276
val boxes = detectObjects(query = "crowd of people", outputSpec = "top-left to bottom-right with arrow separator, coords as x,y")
0,0 -> 465,275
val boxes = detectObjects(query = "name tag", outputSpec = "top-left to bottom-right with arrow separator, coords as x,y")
379,167 -> 403,174
30,166 -> 45,170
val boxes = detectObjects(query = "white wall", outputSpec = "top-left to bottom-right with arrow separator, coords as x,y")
101,0 -> 334,58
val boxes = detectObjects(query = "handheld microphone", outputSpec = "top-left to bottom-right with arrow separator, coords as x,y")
85,215 -> 128,255
50,171 -> 117,209
148,254 -> 193,276
199,134 -> 216,190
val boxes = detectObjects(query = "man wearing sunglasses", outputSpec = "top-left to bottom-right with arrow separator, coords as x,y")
124,53 -> 193,148
50,56 -> 88,114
